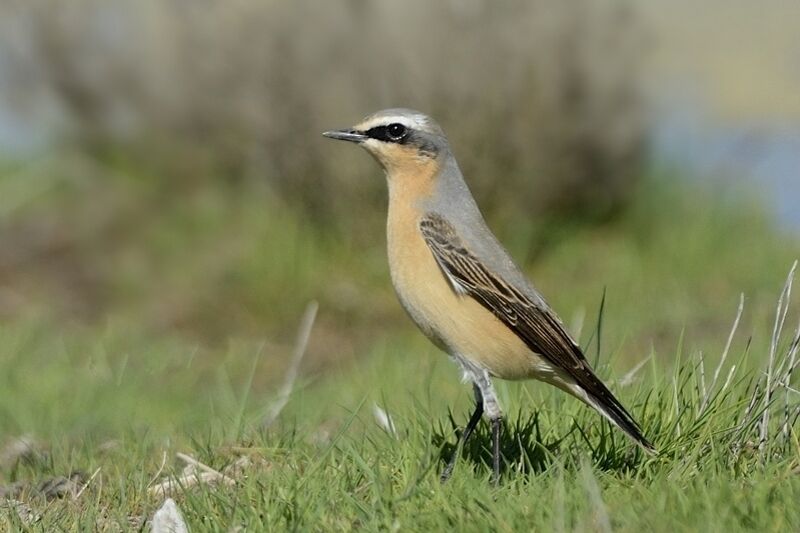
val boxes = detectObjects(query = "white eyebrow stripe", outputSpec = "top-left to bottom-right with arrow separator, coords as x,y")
355,115 -> 423,131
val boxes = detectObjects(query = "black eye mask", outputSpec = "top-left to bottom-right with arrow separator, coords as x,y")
365,123 -> 409,143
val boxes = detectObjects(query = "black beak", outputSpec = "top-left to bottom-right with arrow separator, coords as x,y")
322,129 -> 368,143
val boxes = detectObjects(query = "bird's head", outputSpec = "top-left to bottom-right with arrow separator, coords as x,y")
323,108 -> 449,175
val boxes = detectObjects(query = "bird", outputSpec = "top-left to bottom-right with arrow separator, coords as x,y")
323,108 -> 655,483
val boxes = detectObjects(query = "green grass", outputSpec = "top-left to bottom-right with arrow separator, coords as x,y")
1,165 -> 799,530
1,270 -> 799,531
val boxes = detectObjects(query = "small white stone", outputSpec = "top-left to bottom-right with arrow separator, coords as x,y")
151,498 -> 188,533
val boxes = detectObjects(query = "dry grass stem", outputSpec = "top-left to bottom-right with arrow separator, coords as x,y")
698,352 -> 707,413
782,324 -> 800,443
148,453 -> 235,497
759,261 -> 797,455
262,301 -> 318,429
176,452 -> 229,479
701,293 -> 745,412
74,466 -> 101,500
147,451 -> 169,490
618,355 -> 652,387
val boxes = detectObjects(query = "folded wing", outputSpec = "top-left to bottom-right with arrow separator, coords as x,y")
419,212 -> 654,452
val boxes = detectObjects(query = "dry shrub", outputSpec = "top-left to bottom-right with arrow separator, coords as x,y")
0,0 -> 648,225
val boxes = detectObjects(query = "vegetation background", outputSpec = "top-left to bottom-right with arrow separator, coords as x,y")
0,0 -> 798,530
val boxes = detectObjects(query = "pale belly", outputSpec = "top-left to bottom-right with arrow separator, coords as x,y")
387,210 -> 554,381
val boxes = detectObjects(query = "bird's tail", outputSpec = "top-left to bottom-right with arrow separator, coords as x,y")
565,376 -> 656,454
584,394 -> 656,454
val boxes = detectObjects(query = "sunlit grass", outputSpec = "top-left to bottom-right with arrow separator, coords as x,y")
1,163 -> 799,529
1,265 -> 798,530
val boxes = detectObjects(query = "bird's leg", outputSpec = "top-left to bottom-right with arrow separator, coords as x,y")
441,384 -> 483,483
471,368 -> 503,484
491,417 -> 502,485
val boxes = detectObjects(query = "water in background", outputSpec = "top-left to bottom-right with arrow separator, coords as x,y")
653,95 -> 800,231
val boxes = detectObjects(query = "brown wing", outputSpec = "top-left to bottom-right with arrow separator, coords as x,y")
420,213 -> 652,450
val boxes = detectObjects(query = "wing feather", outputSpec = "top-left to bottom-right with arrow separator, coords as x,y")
419,213 -> 653,451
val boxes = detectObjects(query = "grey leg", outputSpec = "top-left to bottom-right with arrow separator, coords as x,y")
491,417 -> 501,485
471,368 -> 503,484
441,384 -> 483,483
449,355 -> 504,484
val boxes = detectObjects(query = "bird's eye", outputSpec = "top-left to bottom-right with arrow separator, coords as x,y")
386,123 -> 407,141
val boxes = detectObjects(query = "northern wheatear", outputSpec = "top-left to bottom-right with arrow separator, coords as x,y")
323,109 -> 654,482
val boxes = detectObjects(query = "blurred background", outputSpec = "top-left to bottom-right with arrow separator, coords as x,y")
0,0 -> 798,384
